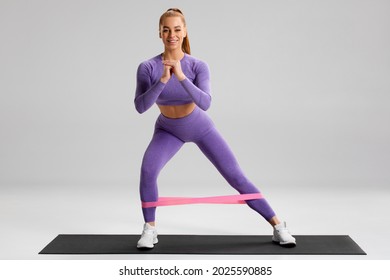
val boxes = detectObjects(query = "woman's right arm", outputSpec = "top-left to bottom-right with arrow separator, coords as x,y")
134,63 -> 167,114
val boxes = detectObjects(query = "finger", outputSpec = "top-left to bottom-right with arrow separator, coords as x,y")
163,60 -> 178,65
163,62 -> 175,67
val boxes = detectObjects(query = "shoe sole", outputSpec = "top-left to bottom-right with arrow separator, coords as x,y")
272,240 -> 297,248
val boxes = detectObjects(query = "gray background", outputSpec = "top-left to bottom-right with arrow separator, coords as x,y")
0,0 -> 389,259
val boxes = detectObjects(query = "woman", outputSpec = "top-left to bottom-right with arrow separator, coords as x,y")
134,8 -> 296,249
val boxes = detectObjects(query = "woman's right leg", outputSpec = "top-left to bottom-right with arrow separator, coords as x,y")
137,128 -> 184,249
140,128 -> 184,223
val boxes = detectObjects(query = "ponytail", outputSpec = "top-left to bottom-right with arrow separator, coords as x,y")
182,35 -> 191,55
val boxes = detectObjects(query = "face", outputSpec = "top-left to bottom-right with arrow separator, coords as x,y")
159,16 -> 187,52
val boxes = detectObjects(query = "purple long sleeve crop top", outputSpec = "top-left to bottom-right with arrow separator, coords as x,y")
134,53 -> 212,113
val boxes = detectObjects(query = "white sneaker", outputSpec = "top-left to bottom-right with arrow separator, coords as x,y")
137,223 -> 158,249
272,222 -> 296,247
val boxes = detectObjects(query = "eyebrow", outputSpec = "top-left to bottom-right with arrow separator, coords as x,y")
162,26 -> 182,29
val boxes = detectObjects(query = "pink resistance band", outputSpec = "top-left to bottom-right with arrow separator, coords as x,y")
141,193 -> 264,208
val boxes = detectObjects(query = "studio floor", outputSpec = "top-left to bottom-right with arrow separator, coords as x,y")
1,184 -> 389,260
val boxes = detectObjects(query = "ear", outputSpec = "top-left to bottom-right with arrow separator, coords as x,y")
159,30 -> 162,38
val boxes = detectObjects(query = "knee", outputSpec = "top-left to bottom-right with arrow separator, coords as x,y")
140,164 -> 160,183
228,174 -> 259,194
140,165 -> 159,202
229,174 -> 249,190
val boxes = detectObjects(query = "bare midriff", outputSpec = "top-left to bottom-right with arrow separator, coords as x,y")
158,102 -> 196,118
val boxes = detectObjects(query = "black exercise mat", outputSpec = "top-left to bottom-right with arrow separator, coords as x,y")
39,234 -> 366,255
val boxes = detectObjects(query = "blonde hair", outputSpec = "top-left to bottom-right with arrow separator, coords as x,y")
159,8 -> 191,55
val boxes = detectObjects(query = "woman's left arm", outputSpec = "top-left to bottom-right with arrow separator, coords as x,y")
164,59 -> 212,111
179,61 -> 212,111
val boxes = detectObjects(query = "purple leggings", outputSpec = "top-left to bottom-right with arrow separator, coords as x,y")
140,106 -> 276,222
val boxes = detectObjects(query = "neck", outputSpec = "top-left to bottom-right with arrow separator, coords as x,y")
163,49 -> 185,61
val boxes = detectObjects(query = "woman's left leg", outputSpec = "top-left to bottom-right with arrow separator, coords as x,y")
195,127 -> 277,222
